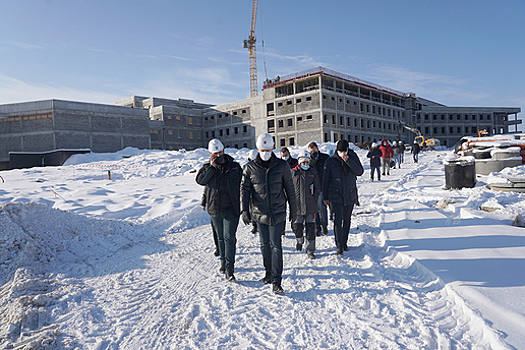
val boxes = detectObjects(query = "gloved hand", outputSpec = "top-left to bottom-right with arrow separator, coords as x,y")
289,212 -> 297,223
241,211 -> 251,225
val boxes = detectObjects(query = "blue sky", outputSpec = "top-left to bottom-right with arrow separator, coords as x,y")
1,0 -> 524,128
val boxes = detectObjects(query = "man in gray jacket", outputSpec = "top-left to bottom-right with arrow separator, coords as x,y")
241,133 -> 298,294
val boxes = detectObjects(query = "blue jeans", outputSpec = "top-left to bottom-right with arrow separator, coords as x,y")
210,209 -> 239,269
394,155 -> 401,168
413,152 -> 419,163
370,166 -> 381,180
258,222 -> 284,284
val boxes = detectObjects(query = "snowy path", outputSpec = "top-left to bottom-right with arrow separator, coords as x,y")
0,149 -> 515,349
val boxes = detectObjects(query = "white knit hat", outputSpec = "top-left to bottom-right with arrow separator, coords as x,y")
256,133 -> 274,150
208,138 -> 224,153
297,152 -> 310,164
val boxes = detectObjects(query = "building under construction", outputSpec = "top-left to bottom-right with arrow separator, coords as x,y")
207,66 -> 521,149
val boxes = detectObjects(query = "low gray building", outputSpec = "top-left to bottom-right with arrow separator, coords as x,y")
0,99 -> 150,169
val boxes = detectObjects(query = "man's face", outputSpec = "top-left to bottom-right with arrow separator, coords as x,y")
211,150 -> 224,159
281,150 -> 290,158
308,146 -> 318,154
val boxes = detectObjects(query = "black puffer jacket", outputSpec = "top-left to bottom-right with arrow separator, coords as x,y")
196,154 -> 242,217
323,150 -> 364,206
241,153 -> 298,225
291,165 -> 320,216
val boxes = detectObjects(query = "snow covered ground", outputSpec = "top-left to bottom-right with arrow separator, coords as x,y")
1,144 -> 524,349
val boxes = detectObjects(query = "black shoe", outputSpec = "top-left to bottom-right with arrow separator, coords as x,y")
263,271 -> 272,284
214,248 -> 220,257
225,268 -> 236,282
382,172 -> 385,176
336,249 -> 344,257
296,242 -> 303,251
307,251 -> 316,259
272,282 -> 284,294
219,262 -> 226,274
344,246 -> 349,251
322,226 -> 328,236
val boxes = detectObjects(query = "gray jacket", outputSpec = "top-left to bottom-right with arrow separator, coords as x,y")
241,153 -> 298,225
291,165 -> 320,216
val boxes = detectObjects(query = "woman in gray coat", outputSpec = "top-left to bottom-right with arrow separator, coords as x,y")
290,153 -> 320,259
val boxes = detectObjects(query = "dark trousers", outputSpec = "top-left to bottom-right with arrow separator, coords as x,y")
329,203 -> 355,251
315,191 -> 328,232
210,209 -> 239,269
211,220 -> 219,250
258,222 -> 284,284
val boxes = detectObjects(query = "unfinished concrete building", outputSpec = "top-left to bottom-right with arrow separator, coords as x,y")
0,99 -> 150,169
211,66 -> 521,148
114,96 -> 214,150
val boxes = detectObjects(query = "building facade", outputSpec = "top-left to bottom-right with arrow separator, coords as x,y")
0,99 -> 150,169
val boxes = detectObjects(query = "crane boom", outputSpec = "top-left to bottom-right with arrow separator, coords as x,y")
243,0 -> 258,97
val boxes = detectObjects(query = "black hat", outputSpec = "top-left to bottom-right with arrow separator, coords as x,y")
336,139 -> 349,151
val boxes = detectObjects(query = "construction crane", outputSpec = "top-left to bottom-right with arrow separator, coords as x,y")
243,0 -> 258,97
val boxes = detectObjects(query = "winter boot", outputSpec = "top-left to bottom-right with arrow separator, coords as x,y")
263,270 -> 272,284
272,282 -> 284,294
219,262 -> 226,274
307,251 -> 316,259
336,249 -> 344,257
225,267 -> 236,282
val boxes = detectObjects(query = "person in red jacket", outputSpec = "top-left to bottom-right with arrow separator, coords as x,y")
379,139 -> 393,176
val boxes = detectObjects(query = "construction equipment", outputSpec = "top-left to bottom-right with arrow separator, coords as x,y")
243,0 -> 258,97
478,129 -> 490,137
399,122 -> 441,150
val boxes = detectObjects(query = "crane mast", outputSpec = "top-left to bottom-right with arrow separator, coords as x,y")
243,0 -> 258,97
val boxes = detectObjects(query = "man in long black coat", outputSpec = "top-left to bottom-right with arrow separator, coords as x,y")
323,139 -> 364,256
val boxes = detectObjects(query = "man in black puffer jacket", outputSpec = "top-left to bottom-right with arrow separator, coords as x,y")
241,133 -> 298,294
196,139 -> 242,281
323,139 -> 364,256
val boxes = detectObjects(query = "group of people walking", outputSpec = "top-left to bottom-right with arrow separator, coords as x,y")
366,139 -> 421,181
196,134 -> 364,294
